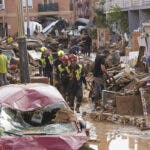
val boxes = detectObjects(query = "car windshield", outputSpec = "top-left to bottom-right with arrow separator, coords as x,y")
2,50 -> 16,61
0,101 -> 77,136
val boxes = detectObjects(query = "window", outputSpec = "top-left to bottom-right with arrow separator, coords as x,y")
0,0 -> 5,10
22,0 -> 33,7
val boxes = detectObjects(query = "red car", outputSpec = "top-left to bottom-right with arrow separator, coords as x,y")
0,83 -> 87,150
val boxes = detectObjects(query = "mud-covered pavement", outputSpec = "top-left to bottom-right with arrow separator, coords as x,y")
89,121 -> 150,150
80,90 -> 150,150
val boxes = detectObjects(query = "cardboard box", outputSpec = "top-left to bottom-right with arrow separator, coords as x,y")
116,95 -> 143,115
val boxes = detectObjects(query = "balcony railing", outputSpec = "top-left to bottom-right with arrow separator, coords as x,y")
105,0 -> 150,12
38,3 -> 59,12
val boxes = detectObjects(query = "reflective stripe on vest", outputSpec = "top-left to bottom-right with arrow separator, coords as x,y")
58,64 -> 65,73
66,64 -> 82,80
48,54 -> 53,64
40,58 -> 46,67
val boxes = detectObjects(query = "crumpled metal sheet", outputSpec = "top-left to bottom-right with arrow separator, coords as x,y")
0,83 -> 66,111
0,134 -> 87,150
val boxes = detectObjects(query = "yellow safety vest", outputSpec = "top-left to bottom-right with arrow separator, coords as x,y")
66,64 -> 82,80
0,54 -> 8,73
7,37 -> 13,43
58,64 -> 65,73
40,54 -> 53,67
48,54 -> 53,65
40,57 -> 46,67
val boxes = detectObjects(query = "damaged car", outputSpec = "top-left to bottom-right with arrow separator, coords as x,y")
0,83 -> 87,150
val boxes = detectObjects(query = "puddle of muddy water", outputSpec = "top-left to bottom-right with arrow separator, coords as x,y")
90,121 -> 150,150
80,103 -> 150,150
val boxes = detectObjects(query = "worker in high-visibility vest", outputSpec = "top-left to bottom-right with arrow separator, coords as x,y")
66,54 -> 87,113
53,50 -> 64,86
0,49 -> 9,86
53,50 -> 64,70
39,46 -> 53,84
57,55 -> 69,99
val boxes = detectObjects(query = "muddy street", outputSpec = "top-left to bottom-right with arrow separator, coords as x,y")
81,89 -> 150,150
89,121 -> 150,150
82,106 -> 150,150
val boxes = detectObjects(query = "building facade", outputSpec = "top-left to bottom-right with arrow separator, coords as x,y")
74,0 -> 91,19
105,0 -> 150,32
0,0 -> 74,36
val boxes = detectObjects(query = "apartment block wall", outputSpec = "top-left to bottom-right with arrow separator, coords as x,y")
0,0 -> 72,35
139,10 -> 150,27
105,0 -> 150,33
128,10 -> 139,33
55,0 -> 70,11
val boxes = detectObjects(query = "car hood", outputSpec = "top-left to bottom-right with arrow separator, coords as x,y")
0,83 -> 66,111
0,134 -> 87,150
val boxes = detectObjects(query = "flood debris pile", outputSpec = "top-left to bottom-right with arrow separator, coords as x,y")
74,34 -> 150,132
89,112 -> 149,130
87,49 -> 150,131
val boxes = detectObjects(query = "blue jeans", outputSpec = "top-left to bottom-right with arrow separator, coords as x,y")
92,76 -> 106,102
0,73 -> 9,86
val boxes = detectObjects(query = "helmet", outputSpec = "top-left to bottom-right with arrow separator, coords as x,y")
10,64 -> 17,71
40,47 -> 47,52
57,50 -> 64,57
61,55 -> 69,62
69,54 -> 77,62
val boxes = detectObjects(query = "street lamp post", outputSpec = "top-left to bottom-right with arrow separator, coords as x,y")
26,0 -> 30,37
16,0 -> 30,83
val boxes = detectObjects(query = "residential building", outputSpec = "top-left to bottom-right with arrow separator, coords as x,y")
74,0 -> 94,19
0,0 -> 74,36
105,0 -> 150,32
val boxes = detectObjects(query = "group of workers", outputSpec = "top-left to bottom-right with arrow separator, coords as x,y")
39,46 -> 87,112
1,34 -> 150,112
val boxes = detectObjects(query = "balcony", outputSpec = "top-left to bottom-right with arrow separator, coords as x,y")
105,0 -> 150,12
38,3 -> 59,12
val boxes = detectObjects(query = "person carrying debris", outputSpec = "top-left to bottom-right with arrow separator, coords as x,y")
39,46 -> 53,84
57,55 -> 70,99
0,49 -> 9,86
66,54 -> 87,113
92,49 -> 111,110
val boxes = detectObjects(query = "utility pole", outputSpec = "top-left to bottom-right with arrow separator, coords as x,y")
26,0 -> 30,37
16,0 -> 30,83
